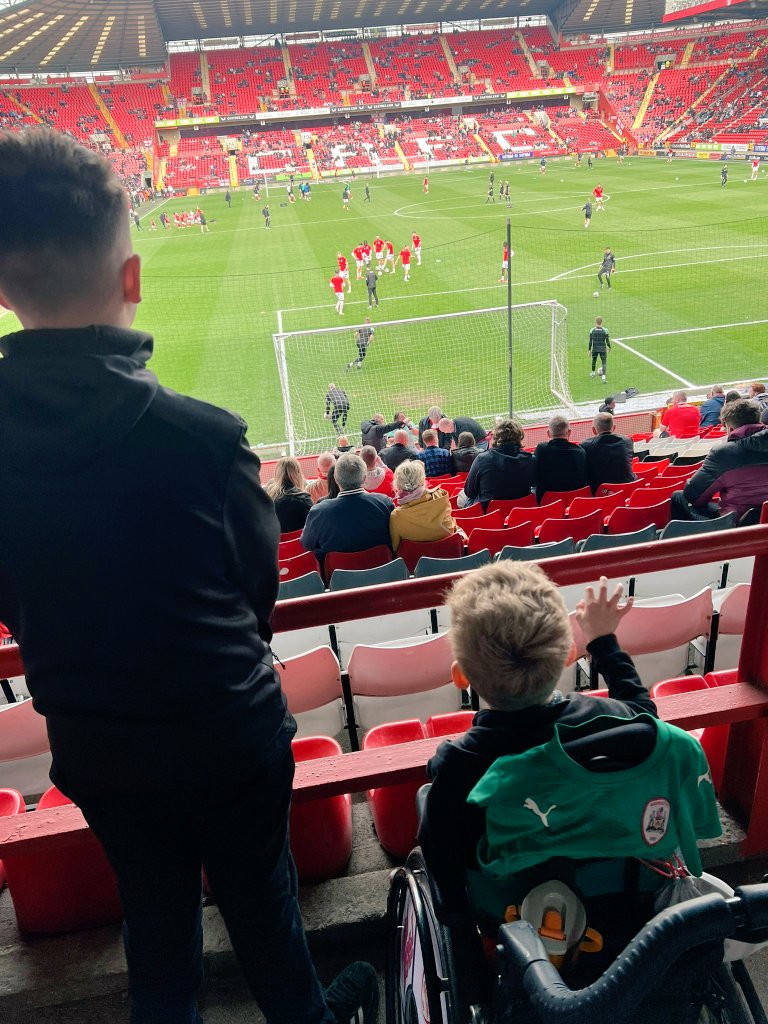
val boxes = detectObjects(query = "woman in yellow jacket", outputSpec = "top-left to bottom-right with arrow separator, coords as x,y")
390,459 -> 460,551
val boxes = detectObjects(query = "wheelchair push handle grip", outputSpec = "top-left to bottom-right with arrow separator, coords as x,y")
497,893 -> 734,1024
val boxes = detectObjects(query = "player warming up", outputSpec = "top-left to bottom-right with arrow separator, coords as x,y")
593,184 -> 604,211
397,244 -> 412,281
589,317 -> 611,383
347,318 -> 375,370
582,199 -> 593,228
373,235 -> 385,271
752,157 -> 761,181
342,182 -> 351,210
423,175 -> 429,194
499,241 -> 510,284
330,270 -> 345,315
411,232 -> 422,266
540,156 -> 547,175
721,164 -> 728,187
485,182 -> 495,204
598,248 -> 615,289
353,242 -> 365,280
336,251 -> 352,294
384,239 -> 395,273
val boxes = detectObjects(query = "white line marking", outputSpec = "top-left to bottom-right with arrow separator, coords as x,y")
611,338 -> 694,387
550,243 -> 768,281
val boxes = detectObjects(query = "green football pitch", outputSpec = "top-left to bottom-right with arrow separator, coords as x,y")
3,156 -> 767,454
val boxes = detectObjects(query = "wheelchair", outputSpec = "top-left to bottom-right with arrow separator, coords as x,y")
387,843 -> 768,1024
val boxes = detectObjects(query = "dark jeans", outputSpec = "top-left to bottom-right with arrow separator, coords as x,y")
71,738 -> 334,1024
670,490 -> 720,521
367,287 -> 378,307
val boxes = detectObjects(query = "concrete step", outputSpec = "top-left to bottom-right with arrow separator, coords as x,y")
0,801 -> 749,1017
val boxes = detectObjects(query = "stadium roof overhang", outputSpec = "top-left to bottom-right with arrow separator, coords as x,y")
0,0 -> 754,74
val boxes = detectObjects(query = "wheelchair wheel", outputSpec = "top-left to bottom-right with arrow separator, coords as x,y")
385,849 -> 462,1024
698,963 -> 766,1024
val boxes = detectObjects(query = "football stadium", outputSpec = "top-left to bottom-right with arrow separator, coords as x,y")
5,0 -> 768,1021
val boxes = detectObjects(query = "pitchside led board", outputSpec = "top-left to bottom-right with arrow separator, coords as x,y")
663,0 -> 752,22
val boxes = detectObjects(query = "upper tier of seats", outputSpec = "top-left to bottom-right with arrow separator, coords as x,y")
446,29 -> 561,93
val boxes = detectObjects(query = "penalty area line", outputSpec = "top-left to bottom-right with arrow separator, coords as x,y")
611,338 -> 693,388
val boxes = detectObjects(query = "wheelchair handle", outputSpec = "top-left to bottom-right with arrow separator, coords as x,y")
497,892 -> 734,1024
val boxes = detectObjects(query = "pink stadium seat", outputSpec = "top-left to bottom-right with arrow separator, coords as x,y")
289,736 -> 352,883
323,545 -> 392,583
487,495 -> 537,516
650,676 -> 728,792
362,719 -> 426,858
0,789 -> 24,890
540,486 -> 591,506
537,510 -> 605,546
397,534 -> 464,574
467,523 -> 533,556
424,711 -> 475,738
4,786 -> 122,933
505,500 -> 565,530
279,550 -> 320,582
607,500 -> 671,534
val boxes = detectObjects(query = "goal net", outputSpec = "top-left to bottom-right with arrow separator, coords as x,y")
273,301 -> 571,455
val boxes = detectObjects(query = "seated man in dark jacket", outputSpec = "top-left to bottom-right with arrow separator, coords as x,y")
699,385 -> 725,430
301,452 -> 394,559
360,412 -> 401,452
463,419 -> 535,510
581,412 -> 635,493
380,428 -> 420,471
533,414 -> 589,502
671,400 -> 768,522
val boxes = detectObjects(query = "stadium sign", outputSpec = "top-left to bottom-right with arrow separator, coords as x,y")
155,116 -> 219,128
329,101 -> 400,114
499,150 -> 534,160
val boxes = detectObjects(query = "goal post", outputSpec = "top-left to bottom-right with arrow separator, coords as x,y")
273,302 -> 571,455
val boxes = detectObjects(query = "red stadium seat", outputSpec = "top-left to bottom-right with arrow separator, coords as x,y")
4,786 -> 122,933
397,534 -> 464,574
631,463 -> 662,482
629,483 -> 684,506
596,478 -> 646,499
606,500 -> 671,534
424,711 -> 475,738
567,493 -> 625,519
278,537 -> 305,560
289,736 -> 352,883
487,495 -> 537,516
540,486 -> 591,506
362,719 -> 426,858
323,546 -> 392,583
0,789 -> 24,890
279,550 -> 320,582
505,500 -> 565,530
467,523 -> 533,556
537,509 -> 605,546
280,529 -> 303,542
453,509 -> 504,531
704,669 -> 739,687
450,502 -> 484,520
650,676 -> 728,791
659,461 -> 704,478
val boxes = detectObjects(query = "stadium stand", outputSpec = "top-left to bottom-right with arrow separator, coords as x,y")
10,84 -> 110,143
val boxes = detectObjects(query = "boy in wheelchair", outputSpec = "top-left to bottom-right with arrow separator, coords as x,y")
415,564 -> 723,982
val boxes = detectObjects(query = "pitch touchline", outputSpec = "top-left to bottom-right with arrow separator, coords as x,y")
617,320 -> 768,343
550,244 -> 768,281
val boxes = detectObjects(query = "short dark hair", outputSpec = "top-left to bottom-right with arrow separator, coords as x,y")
722,399 -> 760,430
0,130 -> 128,313
457,431 -> 476,448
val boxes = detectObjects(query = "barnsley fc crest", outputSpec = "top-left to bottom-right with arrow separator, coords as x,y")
642,798 -> 671,846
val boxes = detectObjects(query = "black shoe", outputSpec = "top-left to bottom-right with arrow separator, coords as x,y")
325,962 -> 378,1024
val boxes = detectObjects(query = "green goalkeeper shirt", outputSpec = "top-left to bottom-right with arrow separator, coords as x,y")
468,715 -> 721,879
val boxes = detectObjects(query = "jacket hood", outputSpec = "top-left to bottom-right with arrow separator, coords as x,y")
731,423 -> 768,445
394,488 -> 450,527
488,443 -> 528,462
0,326 -> 159,477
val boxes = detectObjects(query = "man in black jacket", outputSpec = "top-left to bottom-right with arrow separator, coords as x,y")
0,131 -> 374,1024
581,412 -> 635,492
533,414 -> 589,502
360,412 -> 401,452
380,428 -> 420,471
437,415 -> 489,451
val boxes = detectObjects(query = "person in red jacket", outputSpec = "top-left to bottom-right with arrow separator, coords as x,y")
655,391 -> 701,439
360,445 -> 395,497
